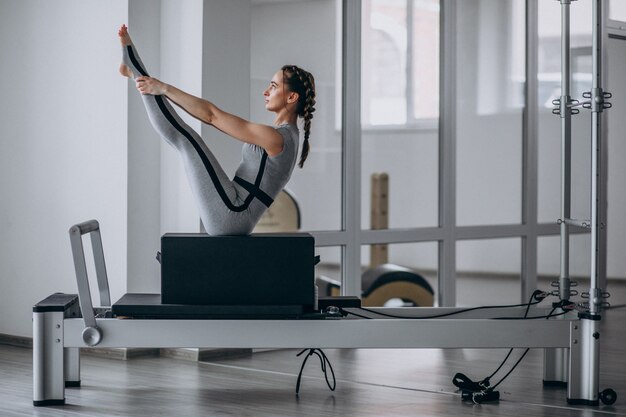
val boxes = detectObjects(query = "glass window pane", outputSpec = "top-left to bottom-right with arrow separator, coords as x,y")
361,242 -> 438,306
609,0 -> 626,22
606,37 -> 626,281
456,0 -> 525,226
361,133 -> 439,229
537,234 -> 590,282
411,0 -> 440,120
361,0 -> 439,126
316,246 -> 343,296
251,1 -> 342,231
361,0 -> 440,229
537,0 -> 592,224
362,0 -> 408,126
457,238 -> 521,306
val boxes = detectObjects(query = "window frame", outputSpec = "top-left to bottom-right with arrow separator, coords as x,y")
310,0 -> 603,307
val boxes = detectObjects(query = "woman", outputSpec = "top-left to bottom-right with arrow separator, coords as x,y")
118,24 -> 315,235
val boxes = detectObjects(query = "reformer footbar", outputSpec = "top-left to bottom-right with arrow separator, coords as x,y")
68,221 -> 111,347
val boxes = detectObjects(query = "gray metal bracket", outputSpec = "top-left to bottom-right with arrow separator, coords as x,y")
68,220 -> 111,346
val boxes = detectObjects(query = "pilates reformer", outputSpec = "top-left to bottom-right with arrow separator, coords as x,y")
33,220 -> 612,407
33,0 -> 617,408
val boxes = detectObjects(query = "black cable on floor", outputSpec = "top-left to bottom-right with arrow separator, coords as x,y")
453,290 -> 547,402
295,348 -> 336,395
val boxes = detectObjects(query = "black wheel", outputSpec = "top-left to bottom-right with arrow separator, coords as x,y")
600,388 -> 617,405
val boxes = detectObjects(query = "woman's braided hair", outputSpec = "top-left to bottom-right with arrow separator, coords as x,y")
281,65 -> 316,168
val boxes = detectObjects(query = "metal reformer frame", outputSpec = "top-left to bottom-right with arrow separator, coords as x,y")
33,0 -> 613,408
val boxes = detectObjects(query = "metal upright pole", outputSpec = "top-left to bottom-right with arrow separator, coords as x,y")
588,0 -> 608,317
568,0 -> 611,405
543,1 -> 574,388
558,0 -> 572,301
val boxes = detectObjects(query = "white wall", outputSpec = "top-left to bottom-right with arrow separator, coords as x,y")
0,0 -> 241,337
202,0 -> 252,179
0,1 -> 128,337
126,0 -> 162,294
126,0 -> 205,295
159,0 -> 204,235
126,0 -> 250,291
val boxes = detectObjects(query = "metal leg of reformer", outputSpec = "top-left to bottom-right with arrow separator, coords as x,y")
567,318 -> 601,405
543,310 -> 570,387
544,347 -> 569,387
33,311 -> 66,406
64,348 -> 81,388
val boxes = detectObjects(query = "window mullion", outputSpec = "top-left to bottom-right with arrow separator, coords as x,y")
439,0 -> 457,306
406,0 -> 415,124
522,0 -> 539,303
341,0 -> 362,296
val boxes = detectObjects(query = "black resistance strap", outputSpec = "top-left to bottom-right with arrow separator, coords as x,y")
127,45 -> 273,211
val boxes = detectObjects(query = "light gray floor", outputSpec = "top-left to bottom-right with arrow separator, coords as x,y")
3,278 -> 625,416
2,306 -> 625,416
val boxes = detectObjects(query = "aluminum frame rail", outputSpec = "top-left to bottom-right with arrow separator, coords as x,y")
33,294 -> 578,407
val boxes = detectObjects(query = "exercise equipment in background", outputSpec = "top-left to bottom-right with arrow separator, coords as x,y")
259,178 -> 434,307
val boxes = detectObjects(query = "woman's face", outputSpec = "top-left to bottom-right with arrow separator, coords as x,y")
263,70 -> 293,113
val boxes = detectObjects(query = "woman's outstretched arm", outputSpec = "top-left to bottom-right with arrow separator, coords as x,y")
136,76 -> 284,156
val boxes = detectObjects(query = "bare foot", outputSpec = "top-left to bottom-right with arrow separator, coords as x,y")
118,24 -> 133,77
119,63 -> 133,78
118,24 -> 132,47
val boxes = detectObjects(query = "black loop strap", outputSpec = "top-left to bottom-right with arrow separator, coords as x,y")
127,45 -> 271,213
452,373 -> 490,392
295,348 -> 336,395
461,389 -> 500,404
233,176 -> 274,208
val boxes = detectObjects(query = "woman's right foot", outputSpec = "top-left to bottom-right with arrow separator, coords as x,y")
118,24 -> 134,78
119,63 -> 133,78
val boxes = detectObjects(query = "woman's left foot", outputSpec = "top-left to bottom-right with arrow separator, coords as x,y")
118,24 -> 132,47
118,24 -> 134,78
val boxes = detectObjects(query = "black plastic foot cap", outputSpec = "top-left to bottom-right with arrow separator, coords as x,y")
567,398 -> 600,406
33,398 -> 65,406
543,380 -> 568,388
65,380 -> 81,388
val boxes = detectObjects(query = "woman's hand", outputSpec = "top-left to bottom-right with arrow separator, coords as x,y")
136,76 -> 168,95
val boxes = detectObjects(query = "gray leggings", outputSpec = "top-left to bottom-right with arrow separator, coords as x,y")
123,44 -> 268,235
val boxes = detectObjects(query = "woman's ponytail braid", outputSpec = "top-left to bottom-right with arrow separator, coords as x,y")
282,65 -> 316,168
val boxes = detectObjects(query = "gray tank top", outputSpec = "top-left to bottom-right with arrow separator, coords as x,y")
233,123 -> 300,206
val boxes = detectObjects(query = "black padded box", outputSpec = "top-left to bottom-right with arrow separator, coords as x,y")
160,233 -> 315,308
